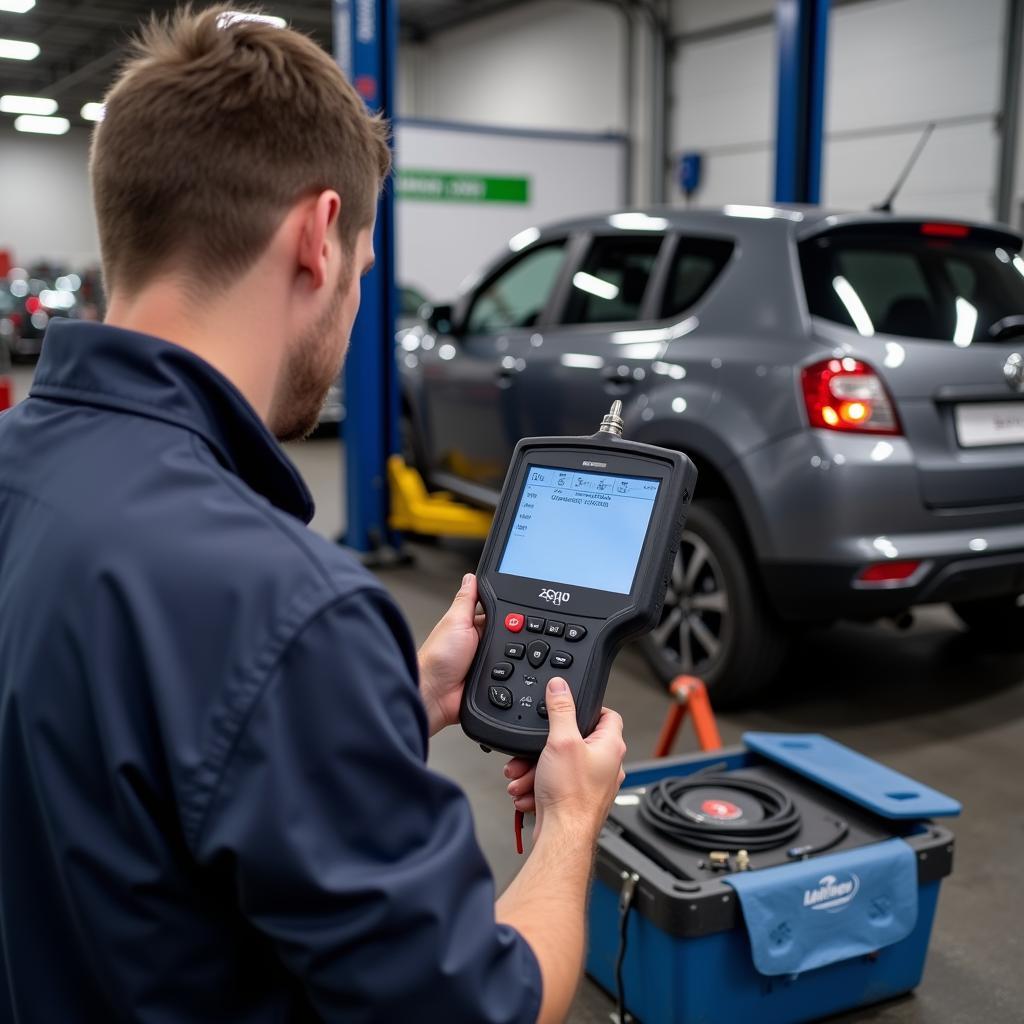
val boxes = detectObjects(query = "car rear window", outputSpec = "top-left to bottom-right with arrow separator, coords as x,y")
800,228 -> 1024,344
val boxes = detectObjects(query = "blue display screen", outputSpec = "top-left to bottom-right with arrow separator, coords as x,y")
498,465 -> 660,594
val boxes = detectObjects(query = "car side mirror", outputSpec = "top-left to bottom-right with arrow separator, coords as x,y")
426,303 -> 456,336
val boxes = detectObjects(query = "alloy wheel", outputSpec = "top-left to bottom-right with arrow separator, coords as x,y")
651,529 -> 729,677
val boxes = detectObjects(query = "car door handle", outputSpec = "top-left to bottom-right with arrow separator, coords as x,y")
602,366 -> 634,392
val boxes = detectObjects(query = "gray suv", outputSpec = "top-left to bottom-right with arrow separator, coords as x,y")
399,207 -> 1024,704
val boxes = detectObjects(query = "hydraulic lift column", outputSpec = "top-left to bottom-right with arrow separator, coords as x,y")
333,0 -> 401,559
773,0 -> 830,204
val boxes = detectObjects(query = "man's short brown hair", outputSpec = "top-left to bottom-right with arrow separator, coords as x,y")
91,5 -> 391,294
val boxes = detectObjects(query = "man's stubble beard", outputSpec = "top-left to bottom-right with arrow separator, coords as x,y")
270,269 -> 352,443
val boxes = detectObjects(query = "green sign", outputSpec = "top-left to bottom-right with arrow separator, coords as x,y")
397,170 -> 530,204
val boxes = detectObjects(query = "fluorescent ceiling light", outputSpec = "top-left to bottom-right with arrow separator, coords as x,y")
573,271 -> 619,301
14,114 -> 69,135
832,275 -> 874,337
509,226 -> 540,252
953,297 -> 977,347
80,102 -> 105,122
0,94 -> 55,114
608,212 -> 668,231
0,38 -> 39,60
216,11 -> 286,29
0,0 -> 35,12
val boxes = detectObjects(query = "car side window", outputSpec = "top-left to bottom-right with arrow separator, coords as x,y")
661,236 -> 736,318
562,235 -> 664,325
465,241 -> 567,333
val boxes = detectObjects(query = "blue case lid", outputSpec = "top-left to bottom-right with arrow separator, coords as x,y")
743,732 -> 962,819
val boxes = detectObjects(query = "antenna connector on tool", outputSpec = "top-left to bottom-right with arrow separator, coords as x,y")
598,400 -> 625,437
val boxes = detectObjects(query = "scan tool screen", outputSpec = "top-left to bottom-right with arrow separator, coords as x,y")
497,465 -> 660,594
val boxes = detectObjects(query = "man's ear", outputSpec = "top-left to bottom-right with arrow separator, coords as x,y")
296,189 -> 342,291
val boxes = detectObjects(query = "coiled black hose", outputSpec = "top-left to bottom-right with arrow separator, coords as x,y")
639,774 -> 803,852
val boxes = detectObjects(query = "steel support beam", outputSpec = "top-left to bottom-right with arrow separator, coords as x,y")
773,0 -> 829,204
996,0 -> 1024,226
334,0 -> 401,557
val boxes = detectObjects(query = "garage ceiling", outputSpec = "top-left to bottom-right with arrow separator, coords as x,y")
0,0 -> 528,127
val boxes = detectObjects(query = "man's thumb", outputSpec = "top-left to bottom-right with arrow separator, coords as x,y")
544,677 -> 579,741
447,573 -> 477,624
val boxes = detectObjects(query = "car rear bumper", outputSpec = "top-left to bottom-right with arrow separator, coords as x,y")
763,549 -> 1024,620
737,430 -> 1024,619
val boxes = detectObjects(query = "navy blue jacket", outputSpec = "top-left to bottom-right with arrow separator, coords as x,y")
0,320 -> 541,1023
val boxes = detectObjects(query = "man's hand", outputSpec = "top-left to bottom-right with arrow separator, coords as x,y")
418,573 -> 483,736
495,679 -> 626,1024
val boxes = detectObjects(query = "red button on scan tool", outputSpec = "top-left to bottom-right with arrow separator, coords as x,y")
504,612 -> 525,633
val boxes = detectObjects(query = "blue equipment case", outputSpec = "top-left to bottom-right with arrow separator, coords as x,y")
586,735 -> 958,1024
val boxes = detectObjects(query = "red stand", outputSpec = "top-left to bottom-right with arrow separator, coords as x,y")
653,675 -> 722,757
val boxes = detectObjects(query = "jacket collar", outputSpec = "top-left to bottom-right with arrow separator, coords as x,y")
30,319 -> 315,524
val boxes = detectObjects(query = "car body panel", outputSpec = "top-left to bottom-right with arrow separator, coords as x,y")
400,205 -> 1024,623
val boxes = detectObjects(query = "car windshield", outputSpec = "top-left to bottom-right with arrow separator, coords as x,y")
800,229 -> 1024,345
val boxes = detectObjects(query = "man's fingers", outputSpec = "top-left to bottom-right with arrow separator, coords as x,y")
543,678 -> 581,745
506,766 -> 536,798
585,706 -> 624,742
504,756 -> 533,781
512,794 -> 537,813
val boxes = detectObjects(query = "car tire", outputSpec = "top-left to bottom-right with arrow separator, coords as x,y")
639,499 -> 789,709
951,595 -> 1024,646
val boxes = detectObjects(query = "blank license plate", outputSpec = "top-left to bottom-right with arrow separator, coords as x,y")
954,402 -> 1024,447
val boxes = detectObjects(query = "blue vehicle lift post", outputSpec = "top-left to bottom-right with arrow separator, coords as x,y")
333,0 -> 402,560
774,0 -> 830,204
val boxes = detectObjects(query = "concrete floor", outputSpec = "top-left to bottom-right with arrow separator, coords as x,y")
9,366 -> 1023,1021
287,436 -> 1024,1024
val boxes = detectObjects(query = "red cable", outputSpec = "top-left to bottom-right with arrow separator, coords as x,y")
514,809 -> 524,855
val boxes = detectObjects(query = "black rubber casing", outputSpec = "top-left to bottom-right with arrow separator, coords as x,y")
459,431 -> 697,757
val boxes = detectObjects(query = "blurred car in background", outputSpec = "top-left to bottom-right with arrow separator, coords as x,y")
399,207 -> 1024,705
0,327 -> 12,414
1,269 -> 94,362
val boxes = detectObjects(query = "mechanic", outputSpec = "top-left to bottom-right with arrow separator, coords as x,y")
0,7 -> 626,1023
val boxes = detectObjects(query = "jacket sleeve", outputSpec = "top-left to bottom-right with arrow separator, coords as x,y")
191,588 -> 542,1024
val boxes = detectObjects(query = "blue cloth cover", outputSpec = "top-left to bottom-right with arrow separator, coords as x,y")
724,839 -> 918,976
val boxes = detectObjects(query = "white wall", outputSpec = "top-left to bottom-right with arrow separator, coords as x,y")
400,1 -> 625,133
664,0 -> 1007,221
396,121 -> 624,299
0,127 -> 99,268
823,0 -> 1004,221
669,6 -> 776,207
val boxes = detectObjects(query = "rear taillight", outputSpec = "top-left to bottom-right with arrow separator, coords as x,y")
800,358 -> 901,435
0,377 -> 12,412
856,560 -> 921,584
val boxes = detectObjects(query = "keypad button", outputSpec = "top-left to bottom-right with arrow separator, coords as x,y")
488,685 -> 513,709
525,616 -> 546,633
490,662 -> 514,681
544,620 -> 565,637
565,624 -> 587,642
504,643 -> 525,660
550,651 -> 573,670
504,612 -> 525,633
523,674 -> 539,686
537,702 -> 548,719
526,640 -> 550,668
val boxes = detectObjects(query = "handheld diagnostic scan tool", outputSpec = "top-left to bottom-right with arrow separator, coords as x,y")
460,402 -> 697,757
